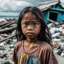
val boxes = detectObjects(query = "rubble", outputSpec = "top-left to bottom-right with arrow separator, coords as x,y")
0,18 -> 17,42
0,18 -> 17,64
47,19 -> 64,57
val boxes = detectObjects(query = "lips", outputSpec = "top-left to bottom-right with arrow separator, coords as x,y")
26,32 -> 34,35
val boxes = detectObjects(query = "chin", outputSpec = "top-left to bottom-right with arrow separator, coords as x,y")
27,35 -> 37,39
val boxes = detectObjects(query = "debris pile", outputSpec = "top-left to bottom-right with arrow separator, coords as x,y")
0,18 -> 17,64
47,19 -> 64,57
0,18 -> 17,43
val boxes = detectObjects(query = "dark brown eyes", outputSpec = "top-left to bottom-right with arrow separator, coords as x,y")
22,21 -> 39,26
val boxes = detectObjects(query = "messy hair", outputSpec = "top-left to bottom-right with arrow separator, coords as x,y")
16,6 -> 52,45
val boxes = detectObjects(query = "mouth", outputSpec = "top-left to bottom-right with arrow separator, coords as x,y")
26,32 -> 34,35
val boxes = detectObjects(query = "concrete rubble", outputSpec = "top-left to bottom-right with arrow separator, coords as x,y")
0,18 -> 17,64
47,19 -> 64,57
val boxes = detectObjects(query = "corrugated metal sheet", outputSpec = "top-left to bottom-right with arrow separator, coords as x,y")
38,0 -> 58,11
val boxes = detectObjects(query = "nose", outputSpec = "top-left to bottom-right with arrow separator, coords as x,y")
27,25 -> 33,30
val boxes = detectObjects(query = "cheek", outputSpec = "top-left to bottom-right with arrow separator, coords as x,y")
35,26 -> 41,35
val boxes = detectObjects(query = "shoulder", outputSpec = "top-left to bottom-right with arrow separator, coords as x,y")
40,41 -> 52,52
14,41 -> 23,51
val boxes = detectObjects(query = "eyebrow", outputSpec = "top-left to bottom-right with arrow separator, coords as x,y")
22,20 -> 38,22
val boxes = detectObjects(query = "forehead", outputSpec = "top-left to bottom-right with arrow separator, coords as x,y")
22,12 -> 38,20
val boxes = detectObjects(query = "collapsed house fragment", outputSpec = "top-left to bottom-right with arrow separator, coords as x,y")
38,0 -> 64,23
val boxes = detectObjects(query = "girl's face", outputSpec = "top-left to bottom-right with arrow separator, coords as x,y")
21,12 -> 41,39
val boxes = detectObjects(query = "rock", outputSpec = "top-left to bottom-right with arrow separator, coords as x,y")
9,44 -> 14,48
61,52 -> 64,57
57,49 -> 63,55
50,27 -> 56,34
0,53 -> 7,58
52,38 -> 61,42
0,46 -> 5,50
52,32 -> 60,38
0,42 -> 5,46
47,23 -> 53,28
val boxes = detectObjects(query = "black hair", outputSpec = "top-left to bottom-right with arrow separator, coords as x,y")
16,6 -> 52,45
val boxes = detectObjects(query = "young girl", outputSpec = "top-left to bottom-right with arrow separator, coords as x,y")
12,6 -> 58,64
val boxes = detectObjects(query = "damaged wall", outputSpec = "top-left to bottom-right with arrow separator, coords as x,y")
42,2 -> 64,22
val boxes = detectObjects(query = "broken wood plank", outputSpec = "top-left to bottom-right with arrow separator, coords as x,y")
0,34 -> 16,42
0,21 -> 17,29
0,26 -> 17,33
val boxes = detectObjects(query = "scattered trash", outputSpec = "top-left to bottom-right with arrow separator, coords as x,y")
47,19 -> 64,57
0,18 -> 17,64
11,39 -> 17,45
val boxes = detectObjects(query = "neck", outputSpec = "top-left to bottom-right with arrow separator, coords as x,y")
26,37 -> 38,43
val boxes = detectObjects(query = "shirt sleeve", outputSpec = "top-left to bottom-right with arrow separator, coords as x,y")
40,47 -> 58,64
12,45 -> 18,64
